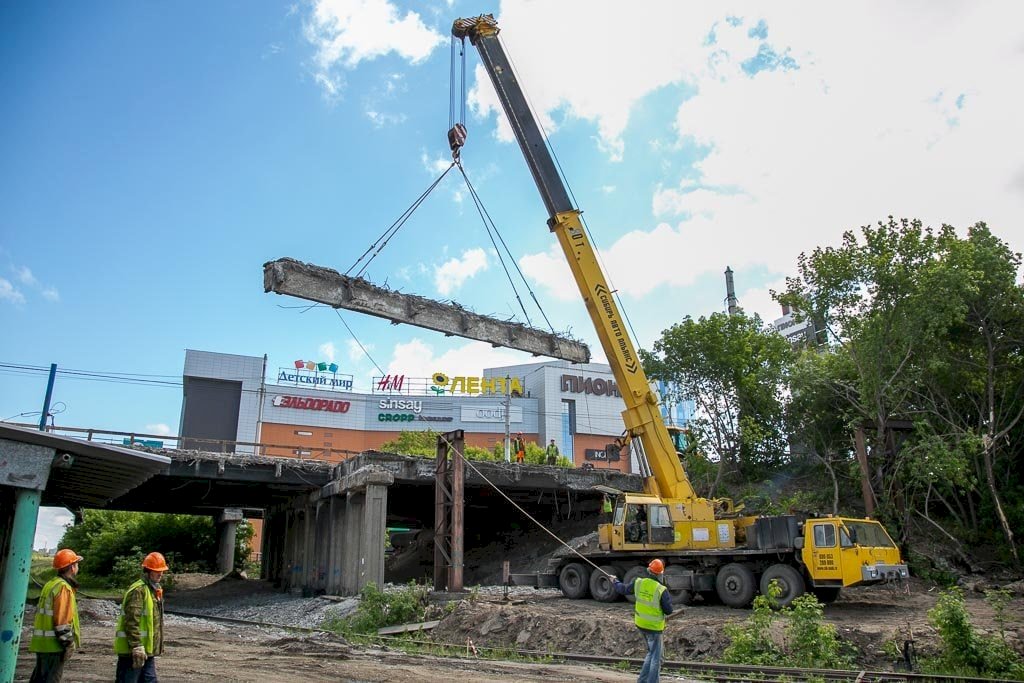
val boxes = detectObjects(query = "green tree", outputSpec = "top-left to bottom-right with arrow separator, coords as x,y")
378,429 -> 497,461
641,311 -> 793,492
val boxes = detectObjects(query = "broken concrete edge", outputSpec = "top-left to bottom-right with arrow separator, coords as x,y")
263,257 -> 591,364
317,465 -> 396,500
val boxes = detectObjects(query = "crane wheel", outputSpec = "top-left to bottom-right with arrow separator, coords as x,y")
621,566 -> 646,603
715,563 -> 756,608
759,563 -> 806,608
662,565 -> 694,606
559,562 -> 592,599
812,586 -> 841,603
589,565 -> 621,602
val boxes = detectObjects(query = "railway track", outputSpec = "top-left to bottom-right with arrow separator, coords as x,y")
165,608 -> 1015,683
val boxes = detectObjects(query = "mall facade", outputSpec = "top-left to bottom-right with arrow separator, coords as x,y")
178,349 -> 661,474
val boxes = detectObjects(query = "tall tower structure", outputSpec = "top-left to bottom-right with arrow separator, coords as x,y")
725,266 -> 739,316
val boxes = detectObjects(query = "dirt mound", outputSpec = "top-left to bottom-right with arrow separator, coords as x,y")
77,598 -> 119,622
171,572 -> 224,591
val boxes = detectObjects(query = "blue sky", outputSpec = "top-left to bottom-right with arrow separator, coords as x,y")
2,2 -> 1023,546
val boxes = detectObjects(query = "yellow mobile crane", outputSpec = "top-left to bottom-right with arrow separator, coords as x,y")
453,15 -> 907,607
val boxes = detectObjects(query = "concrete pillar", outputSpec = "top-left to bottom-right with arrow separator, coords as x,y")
216,508 -> 244,574
359,481 -> 389,591
343,491 -> 364,595
327,495 -> 345,594
303,504 -> 317,594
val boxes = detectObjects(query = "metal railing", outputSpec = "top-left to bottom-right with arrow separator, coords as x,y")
2,421 -> 360,462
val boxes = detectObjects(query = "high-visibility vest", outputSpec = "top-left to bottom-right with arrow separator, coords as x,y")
114,580 -> 155,654
633,577 -> 667,632
602,498 -> 613,514
546,445 -> 559,458
29,577 -> 80,653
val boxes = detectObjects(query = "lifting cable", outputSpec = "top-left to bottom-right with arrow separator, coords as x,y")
440,434 -> 615,581
497,33 -> 645,348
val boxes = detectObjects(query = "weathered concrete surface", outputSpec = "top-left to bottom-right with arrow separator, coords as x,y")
264,257 -> 590,363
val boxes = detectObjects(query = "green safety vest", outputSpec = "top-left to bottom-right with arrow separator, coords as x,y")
633,577 -> 667,632
602,498 -> 613,513
546,445 -> 559,458
114,580 -> 156,654
29,577 -> 80,653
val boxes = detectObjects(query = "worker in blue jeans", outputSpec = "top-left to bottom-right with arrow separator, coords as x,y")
613,559 -> 674,683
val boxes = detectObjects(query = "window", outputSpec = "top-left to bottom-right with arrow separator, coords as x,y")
323,442 -> 332,447
813,523 -> 837,548
650,505 -> 671,529
294,430 -> 313,437
324,431 -> 333,437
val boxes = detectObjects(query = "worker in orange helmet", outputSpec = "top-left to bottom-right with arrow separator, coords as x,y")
611,559 -> 675,683
113,552 -> 168,682
29,548 -> 83,682
513,432 -> 526,463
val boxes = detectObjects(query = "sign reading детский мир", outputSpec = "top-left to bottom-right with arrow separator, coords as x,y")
277,360 -> 353,391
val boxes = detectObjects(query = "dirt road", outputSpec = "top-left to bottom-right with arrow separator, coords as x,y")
14,616 -> 693,682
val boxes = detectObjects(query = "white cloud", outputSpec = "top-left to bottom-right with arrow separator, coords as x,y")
600,185 -> 616,194
319,341 -> 337,362
306,0 -> 444,97
0,277 -> 25,304
145,423 -> 172,436
420,151 -> 453,174
434,247 -> 489,295
387,338 -> 525,379
34,507 -> 73,551
497,2 -> 1024,301
736,278 -> 788,324
14,265 -> 36,286
41,287 -> 60,302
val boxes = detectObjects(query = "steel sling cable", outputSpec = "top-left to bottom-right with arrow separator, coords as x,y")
455,162 -> 566,337
496,33 -> 644,350
346,162 -> 456,279
455,161 -> 533,327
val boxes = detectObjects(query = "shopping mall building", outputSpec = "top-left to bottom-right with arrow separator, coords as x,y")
176,349 -> 687,474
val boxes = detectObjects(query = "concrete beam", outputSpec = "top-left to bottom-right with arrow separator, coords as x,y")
264,258 -> 591,364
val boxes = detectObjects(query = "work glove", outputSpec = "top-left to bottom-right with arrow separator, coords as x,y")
131,645 -> 147,669
55,624 -> 74,648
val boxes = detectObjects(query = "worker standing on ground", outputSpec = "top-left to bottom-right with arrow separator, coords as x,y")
29,549 -> 83,683
613,559 -> 674,683
114,552 -> 168,682
513,432 -> 526,463
545,439 -> 559,465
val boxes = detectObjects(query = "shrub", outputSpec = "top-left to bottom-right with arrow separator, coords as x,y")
327,581 -> 431,636
925,587 -> 1024,679
723,581 -> 851,669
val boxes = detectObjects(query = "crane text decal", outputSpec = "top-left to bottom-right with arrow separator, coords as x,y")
593,284 -> 638,374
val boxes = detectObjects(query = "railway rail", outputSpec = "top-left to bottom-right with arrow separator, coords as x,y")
165,608 -> 1016,683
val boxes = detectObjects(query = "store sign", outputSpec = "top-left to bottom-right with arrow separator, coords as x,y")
432,372 -> 523,396
376,398 -> 453,423
277,360 -> 353,391
560,374 -> 620,398
272,395 -> 351,413
460,405 -> 523,423
585,447 -> 620,462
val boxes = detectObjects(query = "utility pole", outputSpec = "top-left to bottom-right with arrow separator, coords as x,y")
39,363 -> 57,431
503,374 -> 511,463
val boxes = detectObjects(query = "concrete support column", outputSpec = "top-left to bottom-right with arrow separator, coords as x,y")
0,440 -> 53,682
342,491 -> 364,595
303,504 -> 317,595
216,508 -> 243,574
359,481 -> 389,592
327,496 -> 345,594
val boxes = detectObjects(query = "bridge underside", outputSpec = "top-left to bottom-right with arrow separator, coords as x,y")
103,449 -> 641,596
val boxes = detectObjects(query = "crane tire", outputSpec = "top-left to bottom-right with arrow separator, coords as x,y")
559,562 -> 592,599
715,563 -> 756,608
759,563 -> 806,608
589,565 -> 621,602
622,565 -> 647,603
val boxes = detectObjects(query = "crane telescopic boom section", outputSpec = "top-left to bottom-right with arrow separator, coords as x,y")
453,15 -> 707,511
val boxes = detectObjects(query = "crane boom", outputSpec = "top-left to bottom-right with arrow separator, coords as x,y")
453,15 -> 710,514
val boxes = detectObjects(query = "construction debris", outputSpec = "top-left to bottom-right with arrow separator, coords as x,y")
263,258 -> 591,364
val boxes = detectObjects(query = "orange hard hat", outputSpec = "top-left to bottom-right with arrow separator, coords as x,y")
53,549 -> 83,570
142,552 -> 169,571
648,559 -> 665,575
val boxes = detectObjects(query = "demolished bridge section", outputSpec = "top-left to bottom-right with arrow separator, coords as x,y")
263,258 -> 591,364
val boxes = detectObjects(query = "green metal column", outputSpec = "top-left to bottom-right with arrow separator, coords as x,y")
0,487 -> 42,683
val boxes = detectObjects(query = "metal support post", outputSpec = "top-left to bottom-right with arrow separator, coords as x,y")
433,430 -> 464,592
0,488 -> 42,682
